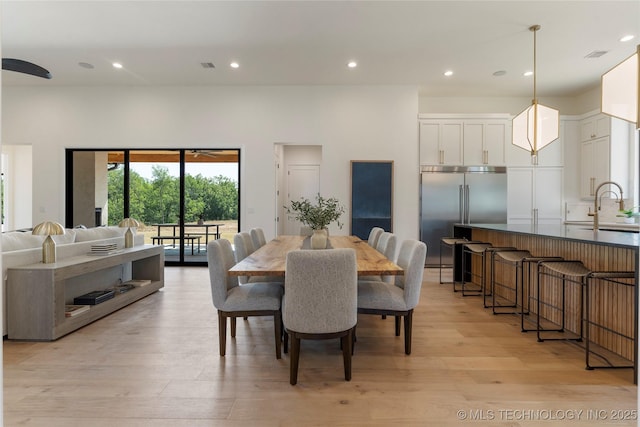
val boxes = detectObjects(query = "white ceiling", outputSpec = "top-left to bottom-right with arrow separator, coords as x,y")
1,1 -> 638,97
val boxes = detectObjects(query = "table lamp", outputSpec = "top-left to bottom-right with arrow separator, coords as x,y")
119,218 -> 140,248
32,221 -> 65,263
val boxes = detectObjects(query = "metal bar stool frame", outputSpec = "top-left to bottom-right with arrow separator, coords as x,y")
490,250 -> 532,315
481,246 -> 518,307
585,271 -> 636,381
535,260 -> 588,343
460,242 -> 492,295
439,237 -> 471,285
520,256 -> 564,332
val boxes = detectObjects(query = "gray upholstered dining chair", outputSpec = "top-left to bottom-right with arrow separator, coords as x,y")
367,227 -> 384,248
360,231 -> 397,283
283,248 -> 358,385
234,231 -> 284,285
357,239 -> 427,355
250,227 -> 267,249
376,231 -> 397,261
233,232 -> 256,285
207,239 -> 284,359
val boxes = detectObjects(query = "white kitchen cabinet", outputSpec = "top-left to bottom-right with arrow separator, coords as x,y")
578,112 -> 631,199
580,136 -> 610,198
419,116 -> 508,165
419,120 -> 463,165
581,113 -> 610,142
507,167 -> 563,224
463,120 -> 507,165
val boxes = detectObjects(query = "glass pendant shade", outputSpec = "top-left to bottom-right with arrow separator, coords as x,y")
601,45 -> 639,127
511,25 -> 559,161
512,102 -> 560,154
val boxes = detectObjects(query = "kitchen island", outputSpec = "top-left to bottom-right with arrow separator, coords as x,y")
453,223 -> 638,383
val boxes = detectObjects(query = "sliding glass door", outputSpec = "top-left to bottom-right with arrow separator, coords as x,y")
66,148 -> 239,265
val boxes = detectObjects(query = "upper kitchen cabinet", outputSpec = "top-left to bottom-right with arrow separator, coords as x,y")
581,113 -> 610,141
579,112 -> 632,199
419,119 -> 463,165
463,120 -> 507,165
419,114 -> 509,166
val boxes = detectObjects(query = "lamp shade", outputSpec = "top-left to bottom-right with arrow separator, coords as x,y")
32,221 -> 64,264
32,221 -> 65,236
119,218 -> 139,248
118,218 -> 140,228
601,45 -> 639,127
512,102 -> 560,154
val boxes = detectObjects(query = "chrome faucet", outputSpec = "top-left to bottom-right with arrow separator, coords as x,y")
588,181 -> 625,231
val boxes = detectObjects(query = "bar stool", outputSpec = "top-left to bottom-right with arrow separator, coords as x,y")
519,255 -> 564,332
460,242 -> 492,295
439,237 -> 469,285
491,250 -> 532,315
490,250 -> 563,316
585,270 -> 636,379
481,246 -> 517,307
535,260 -> 588,343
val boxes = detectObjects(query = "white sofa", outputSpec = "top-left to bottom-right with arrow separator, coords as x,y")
1,226 -> 145,336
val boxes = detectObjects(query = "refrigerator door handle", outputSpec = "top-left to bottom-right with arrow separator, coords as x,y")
464,184 -> 470,223
459,184 -> 464,223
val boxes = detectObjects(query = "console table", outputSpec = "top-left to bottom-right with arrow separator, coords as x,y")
7,245 -> 164,341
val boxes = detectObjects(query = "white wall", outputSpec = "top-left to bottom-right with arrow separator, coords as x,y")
1,144 -> 32,230
2,85 -> 421,243
419,88 -> 601,116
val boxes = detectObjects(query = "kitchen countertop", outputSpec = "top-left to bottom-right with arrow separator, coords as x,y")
456,223 -> 640,249
563,220 -> 640,232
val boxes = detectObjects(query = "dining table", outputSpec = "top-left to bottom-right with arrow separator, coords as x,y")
228,235 -> 404,277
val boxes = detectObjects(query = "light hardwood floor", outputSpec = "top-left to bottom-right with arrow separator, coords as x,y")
4,267 -> 638,426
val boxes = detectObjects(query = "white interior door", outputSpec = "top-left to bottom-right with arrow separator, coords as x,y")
285,164 -> 320,235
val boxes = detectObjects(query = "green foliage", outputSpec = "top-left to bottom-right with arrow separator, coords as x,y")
108,166 -> 238,226
286,194 -> 344,230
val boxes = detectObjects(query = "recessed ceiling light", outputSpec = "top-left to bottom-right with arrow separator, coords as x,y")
347,61 -> 357,68
493,70 -> 507,77
444,70 -> 453,77
112,62 -> 123,69
78,62 -> 94,69
230,62 -> 239,69
524,71 -> 533,77
620,35 -> 635,42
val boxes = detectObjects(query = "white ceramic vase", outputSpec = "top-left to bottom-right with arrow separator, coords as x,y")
310,229 -> 328,249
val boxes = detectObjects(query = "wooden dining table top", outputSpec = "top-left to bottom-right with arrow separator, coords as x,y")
228,235 -> 404,277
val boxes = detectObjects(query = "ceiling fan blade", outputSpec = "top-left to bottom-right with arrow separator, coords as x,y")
2,58 -> 52,79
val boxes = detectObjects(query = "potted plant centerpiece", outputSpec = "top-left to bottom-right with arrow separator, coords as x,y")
286,194 -> 345,249
617,207 -> 639,224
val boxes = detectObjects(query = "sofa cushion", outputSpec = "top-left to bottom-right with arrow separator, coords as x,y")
74,226 -> 124,242
1,232 -> 45,252
52,229 -> 76,245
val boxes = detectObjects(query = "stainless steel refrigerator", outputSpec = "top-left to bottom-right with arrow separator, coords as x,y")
420,166 -> 507,266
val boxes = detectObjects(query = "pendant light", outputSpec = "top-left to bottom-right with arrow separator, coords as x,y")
601,44 -> 639,128
512,25 -> 560,165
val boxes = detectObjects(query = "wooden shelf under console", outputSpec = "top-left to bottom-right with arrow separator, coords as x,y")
7,245 -> 164,341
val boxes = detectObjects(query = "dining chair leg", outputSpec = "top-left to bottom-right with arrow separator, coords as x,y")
290,334 -> 301,385
274,311 -> 282,360
404,310 -> 413,355
283,330 -> 289,354
342,329 -> 353,381
218,311 -> 227,357
395,316 -> 401,336
230,317 -> 237,338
